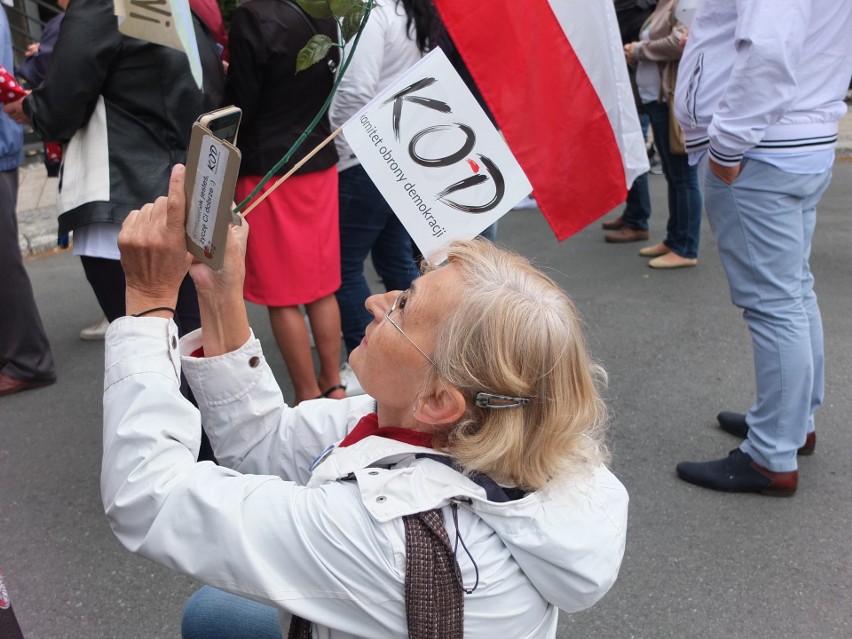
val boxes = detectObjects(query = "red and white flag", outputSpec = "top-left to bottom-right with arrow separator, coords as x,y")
434,0 -> 648,240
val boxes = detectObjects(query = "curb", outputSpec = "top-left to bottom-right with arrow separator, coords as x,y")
18,204 -> 60,257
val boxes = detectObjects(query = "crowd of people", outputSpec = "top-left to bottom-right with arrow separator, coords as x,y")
1,0 -> 850,636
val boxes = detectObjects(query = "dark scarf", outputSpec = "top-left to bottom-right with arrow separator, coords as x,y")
289,414 -> 463,638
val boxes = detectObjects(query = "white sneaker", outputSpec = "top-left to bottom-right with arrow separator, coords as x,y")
340,362 -> 365,397
80,315 -> 109,341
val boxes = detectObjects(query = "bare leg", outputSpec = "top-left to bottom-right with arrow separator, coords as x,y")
268,305 -> 321,404
305,294 -> 345,400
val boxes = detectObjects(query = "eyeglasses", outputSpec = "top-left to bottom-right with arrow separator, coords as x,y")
385,290 -> 437,368
385,290 -> 531,410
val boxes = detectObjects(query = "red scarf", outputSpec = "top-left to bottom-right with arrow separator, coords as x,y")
339,412 -> 433,449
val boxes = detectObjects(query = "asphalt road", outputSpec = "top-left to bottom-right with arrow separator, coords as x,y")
2,163 -> 851,638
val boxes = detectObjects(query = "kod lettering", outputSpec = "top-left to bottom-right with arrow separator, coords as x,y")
380,77 -> 505,214
207,144 -> 220,172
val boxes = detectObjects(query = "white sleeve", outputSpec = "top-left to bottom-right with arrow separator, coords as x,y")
707,0 -> 811,165
330,7 -> 388,128
178,327 -> 373,484
101,318 -> 408,635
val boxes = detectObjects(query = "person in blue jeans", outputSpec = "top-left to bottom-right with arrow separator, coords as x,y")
329,0 -> 436,393
623,0 -> 702,269
602,112 -> 652,240
336,163 -> 420,356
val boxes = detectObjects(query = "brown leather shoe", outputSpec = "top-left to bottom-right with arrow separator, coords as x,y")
604,227 -> 649,243
0,372 -> 56,396
601,215 -> 625,230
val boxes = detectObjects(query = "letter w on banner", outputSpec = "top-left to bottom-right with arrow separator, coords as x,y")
341,49 -> 532,259
434,0 -> 649,240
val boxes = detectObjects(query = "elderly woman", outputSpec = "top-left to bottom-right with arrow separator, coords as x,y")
102,165 -> 628,638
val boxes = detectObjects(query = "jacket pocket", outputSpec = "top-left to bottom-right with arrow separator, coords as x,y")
683,52 -> 703,129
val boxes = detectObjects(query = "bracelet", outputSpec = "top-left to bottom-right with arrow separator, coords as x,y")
132,306 -> 176,318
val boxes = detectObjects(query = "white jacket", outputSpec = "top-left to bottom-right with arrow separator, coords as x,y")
101,317 -> 629,638
674,0 -> 852,166
330,1 -> 424,172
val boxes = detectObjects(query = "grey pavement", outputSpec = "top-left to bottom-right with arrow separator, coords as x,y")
4,162 -> 852,635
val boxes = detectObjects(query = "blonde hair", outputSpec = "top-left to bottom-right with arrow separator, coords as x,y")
425,239 -> 609,491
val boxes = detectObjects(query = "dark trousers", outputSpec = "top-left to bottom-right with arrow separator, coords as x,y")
80,255 -> 201,333
80,255 -> 215,461
0,169 -> 56,381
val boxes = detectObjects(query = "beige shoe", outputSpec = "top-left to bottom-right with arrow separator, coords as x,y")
80,315 -> 109,341
639,242 -> 670,257
649,252 -> 697,269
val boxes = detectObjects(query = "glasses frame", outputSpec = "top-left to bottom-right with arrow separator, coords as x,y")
385,290 -> 437,368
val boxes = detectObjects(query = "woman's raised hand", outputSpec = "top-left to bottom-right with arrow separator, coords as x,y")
119,164 -> 193,316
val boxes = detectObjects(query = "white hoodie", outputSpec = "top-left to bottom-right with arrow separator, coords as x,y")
674,0 -> 852,167
101,318 -> 628,639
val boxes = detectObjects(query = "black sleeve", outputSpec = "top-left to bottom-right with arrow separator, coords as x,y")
224,6 -> 267,127
23,0 -> 120,141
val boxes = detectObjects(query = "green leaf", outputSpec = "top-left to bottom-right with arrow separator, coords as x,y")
296,34 -> 335,72
329,0 -> 364,19
297,0 -> 333,19
340,7 -> 365,41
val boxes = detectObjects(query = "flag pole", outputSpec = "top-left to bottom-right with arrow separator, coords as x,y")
239,127 -> 342,218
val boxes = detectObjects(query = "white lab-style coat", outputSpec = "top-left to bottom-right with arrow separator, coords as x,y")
101,317 -> 629,638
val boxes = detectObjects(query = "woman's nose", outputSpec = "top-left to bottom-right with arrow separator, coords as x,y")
364,291 -> 398,322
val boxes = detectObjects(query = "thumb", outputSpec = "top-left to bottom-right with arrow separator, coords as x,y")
166,164 -> 187,231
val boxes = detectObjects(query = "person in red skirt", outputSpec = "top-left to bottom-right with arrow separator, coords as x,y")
225,0 -> 345,403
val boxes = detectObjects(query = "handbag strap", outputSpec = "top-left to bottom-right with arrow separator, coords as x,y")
278,0 -> 317,35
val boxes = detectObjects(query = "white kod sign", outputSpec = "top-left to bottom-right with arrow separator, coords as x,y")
342,48 -> 532,259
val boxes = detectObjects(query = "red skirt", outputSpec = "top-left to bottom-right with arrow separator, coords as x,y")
237,167 -> 340,306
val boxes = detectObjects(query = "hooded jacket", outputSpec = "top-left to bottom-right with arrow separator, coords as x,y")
102,318 -> 628,638
673,0 -> 852,166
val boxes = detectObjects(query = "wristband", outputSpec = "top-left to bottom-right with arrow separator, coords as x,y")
132,306 -> 176,318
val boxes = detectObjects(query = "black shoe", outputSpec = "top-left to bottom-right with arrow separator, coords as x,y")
717,411 -> 816,455
676,449 -> 798,497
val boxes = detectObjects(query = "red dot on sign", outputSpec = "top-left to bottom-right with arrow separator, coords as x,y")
467,158 -> 480,173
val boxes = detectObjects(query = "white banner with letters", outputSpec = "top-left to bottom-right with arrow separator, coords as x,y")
114,0 -> 202,87
342,48 -> 532,259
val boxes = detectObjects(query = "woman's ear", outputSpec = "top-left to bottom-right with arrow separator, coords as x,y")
414,384 -> 467,427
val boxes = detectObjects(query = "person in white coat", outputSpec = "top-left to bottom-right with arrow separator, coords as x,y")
101,165 -> 628,638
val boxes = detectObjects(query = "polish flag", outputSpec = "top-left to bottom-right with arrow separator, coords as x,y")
433,0 -> 648,240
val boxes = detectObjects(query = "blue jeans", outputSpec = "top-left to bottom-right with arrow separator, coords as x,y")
701,156 -> 831,471
622,113 -> 651,230
644,101 -> 702,258
622,172 -> 651,230
336,164 -> 420,355
182,586 -> 283,639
